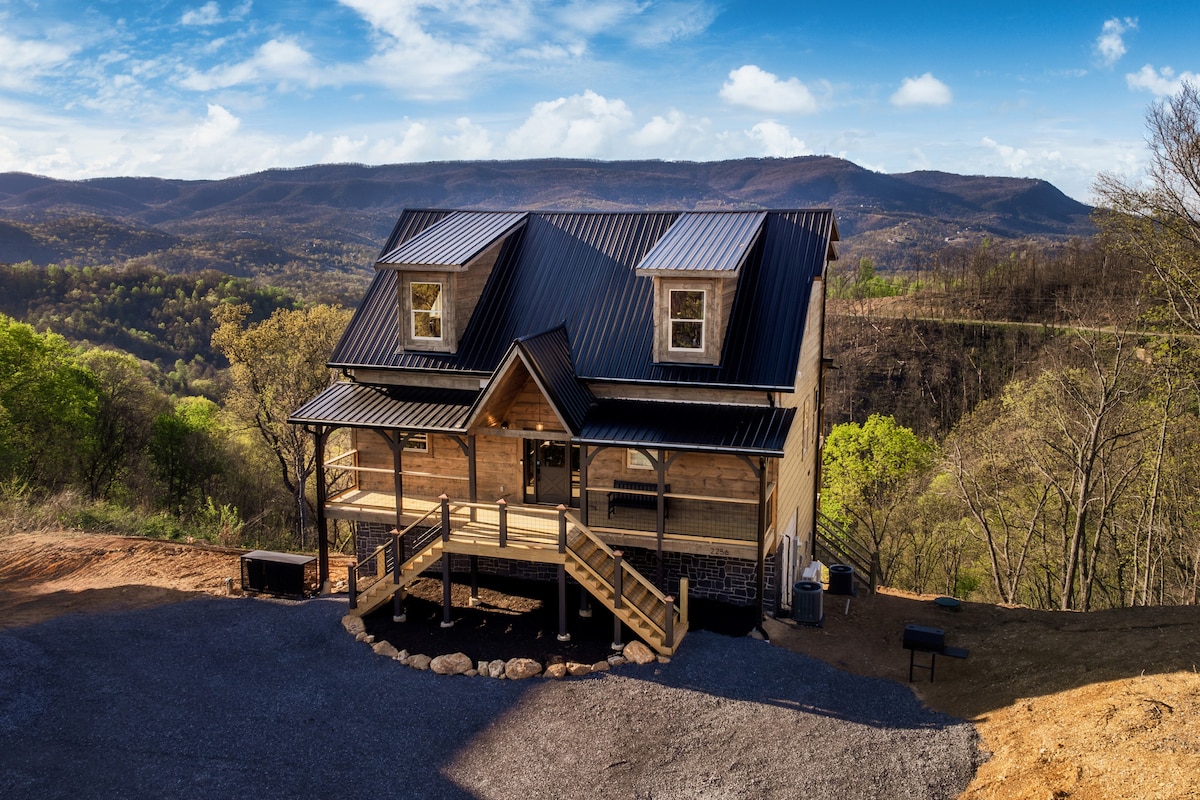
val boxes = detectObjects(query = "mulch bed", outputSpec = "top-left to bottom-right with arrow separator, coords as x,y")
362,573 -> 759,665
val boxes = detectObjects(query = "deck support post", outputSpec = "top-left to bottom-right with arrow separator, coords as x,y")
655,448 -> 666,588
579,444 -> 589,527
391,432 -> 405,555
498,499 -> 507,547
557,504 -> 567,554
440,494 -> 453,628
612,551 -> 624,650
313,425 -> 330,588
469,555 -> 480,607
579,586 -> 592,618
347,563 -> 357,610
557,564 -> 570,642
756,456 -> 767,626
392,588 -> 405,623
679,577 -> 689,629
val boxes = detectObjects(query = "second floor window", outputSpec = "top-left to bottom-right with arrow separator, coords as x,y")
411,281 -> 442,340
669,289 -> 705,350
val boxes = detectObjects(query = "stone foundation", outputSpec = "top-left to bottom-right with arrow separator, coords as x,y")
352,522 -> 775,608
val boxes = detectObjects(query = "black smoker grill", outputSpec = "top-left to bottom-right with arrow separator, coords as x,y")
240,550 -> 317,599
902,623 -> 969,682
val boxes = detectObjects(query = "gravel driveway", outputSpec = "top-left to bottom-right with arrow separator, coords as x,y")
0,596 -> 981,799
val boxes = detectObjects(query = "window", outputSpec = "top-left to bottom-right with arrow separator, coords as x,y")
410,282 -> 442,340
668,289 -> 705,350
627,449 -> 654,470
402,433 -> 428,452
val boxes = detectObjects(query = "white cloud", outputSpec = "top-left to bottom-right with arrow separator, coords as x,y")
981,136 -> 1035,172
0,33 -> 77,89
630,110 -> 686,148
719,65 -> 819,114
1094,17 -> 1137,68
442,117 -> 493,159
187,104 -> 241,149
890,73 -> 952,107
503,90 -> 634,158
1126,64 -> 1200,97
179,38 -> 320,91
630,1 -> 719,47
748,121 -> 809,158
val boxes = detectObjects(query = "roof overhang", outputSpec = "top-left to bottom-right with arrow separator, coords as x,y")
288,382 -> 478,432
577,399 -> 795,457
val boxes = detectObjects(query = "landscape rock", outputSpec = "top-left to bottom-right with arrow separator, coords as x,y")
591,660 -> 611,673
371,640 -> 399,659
543,663 -> 568,679
341,615 -> 366,636
355,631 -> 369,642
430,652 -> 473,676
408,653 -> 432,671
477,660 -> 488,674
566,662 -> 592,676
464,669 -> 478,677
487,659 -> 506,679
607,655 -> 627,667
623,640 -> 656,665
504,657 -> 542,680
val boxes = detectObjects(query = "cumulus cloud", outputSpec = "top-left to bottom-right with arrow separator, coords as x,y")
504,90 -> 633,158
630,110 -> 686,148
749,121 -> 809,157
1094,17 -> 1136,67
981,136 -> 1034,172
1126,64 -> 1200,97
179,38 -> 320,91
890,73 -> 952,107
187,103 -> 241,149
720,65 -> 819,114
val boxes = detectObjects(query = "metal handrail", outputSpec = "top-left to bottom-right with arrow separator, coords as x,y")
815,511 -> 878,591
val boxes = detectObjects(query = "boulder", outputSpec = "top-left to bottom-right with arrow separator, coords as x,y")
408,653 -> 432,671
566,662 -> 592,676
431,652 -> 473,676
341,615 -> 366,636
371,641 -> 399,659
591,660 -> 611,673
623,640 -> 657,665
504,657 -> 542,680
543,663 -> 568,679
487,659 -> 506,679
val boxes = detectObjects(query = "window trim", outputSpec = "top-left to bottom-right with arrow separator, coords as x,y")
402,433 -> 429,453
626,449 -> 654,470
410,280 -> 444,342
667,287 -> 706,352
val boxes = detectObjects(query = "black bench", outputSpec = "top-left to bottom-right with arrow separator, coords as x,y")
607,480 -> 669,518
902,623 -> 969,682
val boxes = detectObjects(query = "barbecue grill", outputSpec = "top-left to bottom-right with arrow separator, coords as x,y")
902,623 -> 969,682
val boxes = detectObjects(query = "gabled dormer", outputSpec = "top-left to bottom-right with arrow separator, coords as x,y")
635,211 -> 766,366
377,211 -> 527,353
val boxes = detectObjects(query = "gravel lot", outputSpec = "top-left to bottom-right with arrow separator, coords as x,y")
0,595 -> 981,799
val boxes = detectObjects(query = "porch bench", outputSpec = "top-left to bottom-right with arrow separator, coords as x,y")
607,480 -> 670,518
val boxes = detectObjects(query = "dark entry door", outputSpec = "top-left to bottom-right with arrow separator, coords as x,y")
535,440 -> 570,505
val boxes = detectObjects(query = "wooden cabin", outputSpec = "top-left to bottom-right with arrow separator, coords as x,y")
289,209 -> 837,652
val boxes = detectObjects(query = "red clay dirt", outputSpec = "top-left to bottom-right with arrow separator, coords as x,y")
1,529 -> 1197,799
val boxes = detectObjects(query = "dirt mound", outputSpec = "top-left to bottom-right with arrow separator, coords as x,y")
1,529 -> 1198,798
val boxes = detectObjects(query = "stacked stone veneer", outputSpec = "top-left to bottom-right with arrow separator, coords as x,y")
352,521 -> 775,607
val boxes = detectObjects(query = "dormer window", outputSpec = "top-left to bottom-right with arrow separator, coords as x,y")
411,281 -> 443,341
669,289 -> 705,351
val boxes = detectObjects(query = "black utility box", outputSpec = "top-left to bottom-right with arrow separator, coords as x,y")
240,550 -> 317,599
902,623 -> 945,652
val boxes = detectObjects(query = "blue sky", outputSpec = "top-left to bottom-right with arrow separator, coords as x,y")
1,1 -> 1196,202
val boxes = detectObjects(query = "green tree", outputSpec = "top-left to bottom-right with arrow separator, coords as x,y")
149,397 -> 224,515
211,303 -> 351,535
0,314 -> 97,488
821,414 -> 936,583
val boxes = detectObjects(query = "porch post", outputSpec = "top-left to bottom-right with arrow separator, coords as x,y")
655,448 -> 666,588
469,555 -> 480,607
612,550 -> 624,650
392,433 -> 404,560
557,564 -> 570,642
756,456 -> 767,625
314,425 -> 329,588
579,444 -> 589,526
467,434 -> 478,523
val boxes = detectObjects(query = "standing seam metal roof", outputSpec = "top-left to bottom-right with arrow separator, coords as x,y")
634,211 -> 766,274
377,210 -> 528,268
329,209 -> 837,390
287,382 -> 478,431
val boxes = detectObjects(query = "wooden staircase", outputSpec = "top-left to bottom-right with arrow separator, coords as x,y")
344,503 -> 687,655
562,522 -> 687,656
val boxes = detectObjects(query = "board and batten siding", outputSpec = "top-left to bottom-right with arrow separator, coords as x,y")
774,278 -> 825,567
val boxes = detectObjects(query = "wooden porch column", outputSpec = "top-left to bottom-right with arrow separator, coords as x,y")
314,425 -> 329,588
392,433 -> 404,560
579,444 -> 589,526
440,494 -> 453,628
756,456 -> 767,626
655,448 -> 666,587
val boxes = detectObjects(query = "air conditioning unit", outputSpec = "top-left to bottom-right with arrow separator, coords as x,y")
791,580 -> 823,626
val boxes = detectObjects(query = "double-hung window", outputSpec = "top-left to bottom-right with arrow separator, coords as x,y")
410,281 -> 442,341
668,289 -> 705,351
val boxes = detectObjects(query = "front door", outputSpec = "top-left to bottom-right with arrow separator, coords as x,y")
525,439 -> 577,506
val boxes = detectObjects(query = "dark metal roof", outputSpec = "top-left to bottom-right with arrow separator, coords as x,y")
635,211 -> 766,275
330,209 -> 838,391
287,382 -> 478,431
514,325 -> 595,434
377,211 -> 527,269
578,400 -> 795,457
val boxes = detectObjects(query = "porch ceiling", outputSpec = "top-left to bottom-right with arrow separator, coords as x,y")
288,382 -> 478,431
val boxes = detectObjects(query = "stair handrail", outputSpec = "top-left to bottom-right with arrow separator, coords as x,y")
562,513 -> 680,642
349,504 -> 447,609
815,511 -> 878,592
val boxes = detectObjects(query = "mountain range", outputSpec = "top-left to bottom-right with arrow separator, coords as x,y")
0,157 -> 1096,292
